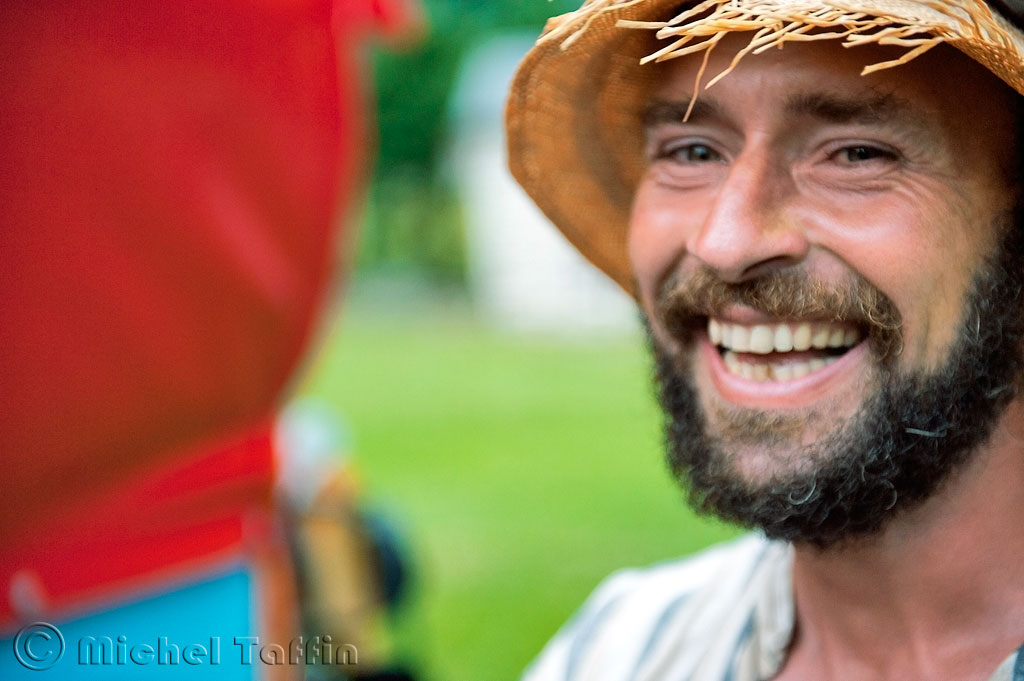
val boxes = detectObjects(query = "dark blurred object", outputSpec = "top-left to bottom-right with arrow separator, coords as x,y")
364,509 -> 412,609
988,0 -> 1024,28
306,667 -> 418,681
350,670 -> 419,681
278,400 -> 417,680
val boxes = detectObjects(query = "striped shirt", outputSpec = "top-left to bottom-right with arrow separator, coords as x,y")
522,534 -> 1024,681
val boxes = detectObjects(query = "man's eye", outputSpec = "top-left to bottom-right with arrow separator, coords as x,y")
835,145 -> 896,163
663,143 -> 722,163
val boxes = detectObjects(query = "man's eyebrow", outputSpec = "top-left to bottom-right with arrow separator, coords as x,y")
643,92 -> 935,133
643,98 -> 722,129
783,92 -> 921,126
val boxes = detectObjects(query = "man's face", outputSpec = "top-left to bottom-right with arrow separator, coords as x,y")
630,36 -> 1022,545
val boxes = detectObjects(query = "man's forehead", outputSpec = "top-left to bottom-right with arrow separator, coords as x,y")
643,90 -> 931,129
637,39 -> 979,138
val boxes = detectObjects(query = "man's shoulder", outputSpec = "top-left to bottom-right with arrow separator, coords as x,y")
523,534 -> 793,681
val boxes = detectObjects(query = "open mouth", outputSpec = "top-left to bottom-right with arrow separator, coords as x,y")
708,318 -> 864,383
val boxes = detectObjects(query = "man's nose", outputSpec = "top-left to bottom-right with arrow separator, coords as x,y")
686,151 -> 808,283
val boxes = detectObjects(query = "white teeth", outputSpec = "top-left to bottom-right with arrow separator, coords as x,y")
721,323 -> 733,348
774,325 -> 794,352
708,316 -> 857,385
720,354 -> 842,383
731,326 -> 751,353
793,323 -> 812,351
773,364 -> 794,382
724,350 -> 740,371
749,325 -> 773,353
709,319 -> 861,355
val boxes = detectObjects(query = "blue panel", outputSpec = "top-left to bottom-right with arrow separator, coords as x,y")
1,567 -> 260,680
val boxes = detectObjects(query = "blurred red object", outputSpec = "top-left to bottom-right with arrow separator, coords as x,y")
0,0 -> 418,627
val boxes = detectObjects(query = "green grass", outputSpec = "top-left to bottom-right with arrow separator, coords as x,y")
299,309 -> 738,681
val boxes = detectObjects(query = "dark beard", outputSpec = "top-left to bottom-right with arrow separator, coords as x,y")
649,221 -> 1024,549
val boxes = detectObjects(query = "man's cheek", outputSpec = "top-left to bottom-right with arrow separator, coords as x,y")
628,185 -> 693,296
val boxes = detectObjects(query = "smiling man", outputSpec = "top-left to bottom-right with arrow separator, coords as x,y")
506,1 -> 1024,680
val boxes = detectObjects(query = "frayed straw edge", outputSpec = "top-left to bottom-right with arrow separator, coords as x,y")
620,0 -> 1011,85
538,0 -> 648,50
535,0 -> 1015,117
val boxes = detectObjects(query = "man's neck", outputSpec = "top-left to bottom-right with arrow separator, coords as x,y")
777,401 -> 1024,681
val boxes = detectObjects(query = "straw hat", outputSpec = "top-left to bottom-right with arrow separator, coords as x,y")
506,0 -> 1024,295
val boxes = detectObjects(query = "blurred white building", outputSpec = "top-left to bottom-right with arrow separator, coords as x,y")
448,34 -> 637,338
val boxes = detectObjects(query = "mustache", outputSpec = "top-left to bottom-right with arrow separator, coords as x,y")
656,268 -> 903,359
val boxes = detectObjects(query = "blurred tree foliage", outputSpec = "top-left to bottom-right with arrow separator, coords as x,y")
359,0 -> 578,284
